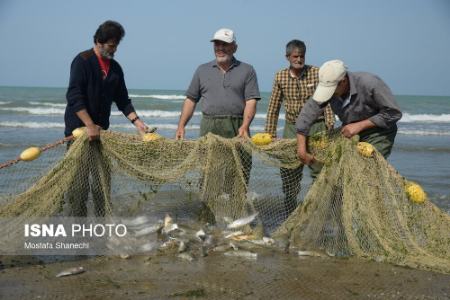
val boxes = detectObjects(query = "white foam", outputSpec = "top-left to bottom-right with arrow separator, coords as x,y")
0,101 -> 11,105
0,107 -> 65,115
0,121 -> 64,128
134,110 -> 181,118
398,129 -> 450,136
0,121 -> 201,130
29,101 -> 66,108
129,94 -> 185,100
400,113 -> 450,123
110,123 -> 200,130
2,120 -> 447,137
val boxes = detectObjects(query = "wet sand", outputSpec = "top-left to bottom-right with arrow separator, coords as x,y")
1,250 -> 449,299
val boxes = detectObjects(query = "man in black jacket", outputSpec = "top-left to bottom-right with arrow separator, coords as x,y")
64,20 -> 149,216
65,20 -> 148,139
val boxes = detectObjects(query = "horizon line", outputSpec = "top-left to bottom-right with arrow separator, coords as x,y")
0,85 -> 449,98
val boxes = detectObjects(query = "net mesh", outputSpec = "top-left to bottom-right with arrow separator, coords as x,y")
0,130 -> 449,274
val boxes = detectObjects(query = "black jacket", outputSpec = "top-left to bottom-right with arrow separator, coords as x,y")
64,49 -> 135,136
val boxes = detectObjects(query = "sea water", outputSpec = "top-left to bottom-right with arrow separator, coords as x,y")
0,86 -> 449,212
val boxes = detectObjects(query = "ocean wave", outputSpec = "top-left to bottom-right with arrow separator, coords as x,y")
129,94 -> 185,100
0,121 -> 200,130
0,121 -> 64,128
134,110 -> 196,118
0,107 -> 195,118
29,101 -> 66,108
2,106 -> 449,124
400,113 -> 450,123
2,120 -> 448,136
0,101 -> 11,105
110,124 -> 201,130
397,129 -> 450,136
0,107 -> 65,115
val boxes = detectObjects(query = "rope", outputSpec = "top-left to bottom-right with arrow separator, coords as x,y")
0,136 -> 73,170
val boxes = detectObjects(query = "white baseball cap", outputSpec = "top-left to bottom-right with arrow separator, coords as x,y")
313,59 -> 347,103
211,28 -> 236,43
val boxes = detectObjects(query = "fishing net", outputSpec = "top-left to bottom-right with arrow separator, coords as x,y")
0,130 -> 449,274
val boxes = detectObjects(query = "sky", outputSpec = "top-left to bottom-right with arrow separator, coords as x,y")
0,0 -> 449,96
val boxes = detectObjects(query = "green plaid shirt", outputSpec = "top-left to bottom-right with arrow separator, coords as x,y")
265,66 -> 335,137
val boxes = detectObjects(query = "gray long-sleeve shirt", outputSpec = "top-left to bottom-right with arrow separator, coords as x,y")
296,72 -> 402,135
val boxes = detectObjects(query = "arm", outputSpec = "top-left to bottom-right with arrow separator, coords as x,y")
113,64 -> 149,135
295,98 -> 325,165
265,76 -> 283,138
295,98 -> 325,136
176,68 -> 201,140
342,76 -> 402,138
368,76 -> 402,129
66,56 -> 101,141
176,98 -> 197,140
126,112 -> 149,135
237,99 -> 257,138
296,133 -> 315,166
341,119 -> 376,138
75,109 -> 101,141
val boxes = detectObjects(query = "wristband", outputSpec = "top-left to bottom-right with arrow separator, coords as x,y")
130,116 -> 140,124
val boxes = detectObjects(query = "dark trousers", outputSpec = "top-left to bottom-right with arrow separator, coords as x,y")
281,121 -> 327,214
359,125 -> 398,158
200,115 -> 252,185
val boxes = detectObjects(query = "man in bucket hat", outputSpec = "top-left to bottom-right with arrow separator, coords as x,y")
296,59 -> 402,165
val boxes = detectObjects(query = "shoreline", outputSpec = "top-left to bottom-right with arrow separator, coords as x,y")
1,252 -> 449,299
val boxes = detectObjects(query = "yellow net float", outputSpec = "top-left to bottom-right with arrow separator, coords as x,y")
251,133 -> 272,146
404,180 -> 427,204
72,127 -> 86,139
142,132 -> 163,142
309,138 -> 329,150
357,142 -> 375,157
20,147 -> 41,161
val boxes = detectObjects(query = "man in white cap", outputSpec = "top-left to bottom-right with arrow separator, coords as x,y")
176,28 -> 261,184
296,59 -> 402,165
176,28 -> 260,140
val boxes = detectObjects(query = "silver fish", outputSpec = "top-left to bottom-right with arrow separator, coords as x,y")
56,266 -> 85,278
224,230 -> 244,239
164,214 -> 173,228
122,216 -> 151,227
298,250 -> 321,257
178,241 -> 187,253
134,223 -> 163,237
227,213 -> 258,229
213,244 -> 231,252
223,216 -> 233,223
229,242 -> 238,251
250,237 -> 275,246
139,242 -> 156,252
224,250 -> 257,259
177,253 -> 194,262
162,223 -> 179,234
195,229 -> 206,241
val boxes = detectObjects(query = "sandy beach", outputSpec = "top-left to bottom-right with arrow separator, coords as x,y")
1,250 -> 449,299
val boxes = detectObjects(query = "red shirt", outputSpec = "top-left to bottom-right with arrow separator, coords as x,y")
96,54 -> 110,79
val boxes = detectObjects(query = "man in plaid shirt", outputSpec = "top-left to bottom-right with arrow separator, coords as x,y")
264,40 -> 334,215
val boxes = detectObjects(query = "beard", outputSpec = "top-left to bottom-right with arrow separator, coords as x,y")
291,62 -> 304,70
215,54 -> 232,64
100,48 -> 114,59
